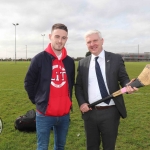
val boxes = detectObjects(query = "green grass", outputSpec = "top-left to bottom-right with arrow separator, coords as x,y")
0,61 -> 150,150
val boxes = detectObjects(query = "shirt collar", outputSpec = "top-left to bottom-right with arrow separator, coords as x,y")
91,50 -> 105,61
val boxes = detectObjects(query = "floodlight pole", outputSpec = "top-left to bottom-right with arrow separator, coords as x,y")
12,23 -> 19,63
41,34 -> 45,50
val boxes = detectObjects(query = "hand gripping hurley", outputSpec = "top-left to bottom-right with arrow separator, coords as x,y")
129,64 -> 150,87
89,64 -> 150,107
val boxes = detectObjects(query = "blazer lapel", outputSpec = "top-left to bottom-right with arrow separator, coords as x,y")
105,51 -> 111,90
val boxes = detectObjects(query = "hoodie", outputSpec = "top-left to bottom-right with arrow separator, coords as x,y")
44,44 -> 71,116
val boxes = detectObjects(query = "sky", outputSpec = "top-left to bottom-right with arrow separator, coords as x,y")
0,0 -> 150,59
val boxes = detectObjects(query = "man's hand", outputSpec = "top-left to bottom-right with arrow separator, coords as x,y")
80,103 -> 92,113
126,78 -> 138,94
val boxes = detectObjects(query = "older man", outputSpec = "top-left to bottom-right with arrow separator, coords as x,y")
75,30 -> 137,150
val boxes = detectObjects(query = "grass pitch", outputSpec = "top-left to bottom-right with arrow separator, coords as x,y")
0,61 -> 150,150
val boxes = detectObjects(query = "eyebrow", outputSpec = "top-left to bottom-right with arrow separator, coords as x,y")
54,35 -> 67,38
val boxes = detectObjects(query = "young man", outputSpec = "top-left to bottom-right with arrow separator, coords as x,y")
24,23 -> 75,150
75,30 -> 137,150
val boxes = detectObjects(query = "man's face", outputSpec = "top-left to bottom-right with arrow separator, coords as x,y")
85,33 -> 104,56
49,29 -> 68,52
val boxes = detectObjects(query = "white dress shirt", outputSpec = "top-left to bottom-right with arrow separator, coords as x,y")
88,50 -> 115,106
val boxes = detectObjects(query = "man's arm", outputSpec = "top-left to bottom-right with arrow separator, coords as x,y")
24,57 -> 39,104
118,55 -> 138,93
118,55 -> 130,87
75,61 -> 87,106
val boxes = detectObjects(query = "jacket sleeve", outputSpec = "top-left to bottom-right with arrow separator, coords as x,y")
118,55 -> 130,87
24,57 -> 40,104
75,60 -> 87,107
72,61 -> 75,91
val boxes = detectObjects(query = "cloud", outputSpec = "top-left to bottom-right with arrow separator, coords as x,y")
0,0 -> 150,59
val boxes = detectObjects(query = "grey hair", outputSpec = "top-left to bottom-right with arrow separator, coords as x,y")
84,30 -> 102,39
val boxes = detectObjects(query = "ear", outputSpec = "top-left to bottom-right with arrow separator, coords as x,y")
49,34 -> 51,40
101,38 -> 104,45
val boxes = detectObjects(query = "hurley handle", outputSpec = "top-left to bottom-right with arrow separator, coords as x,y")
88,95 -> 113,107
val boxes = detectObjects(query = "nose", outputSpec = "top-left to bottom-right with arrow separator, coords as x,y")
58,38 -> 62,43
90,41 -> 94,46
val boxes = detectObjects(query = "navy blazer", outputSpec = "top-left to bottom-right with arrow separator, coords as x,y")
75,51 -> 130,118
24,51 -> 75,114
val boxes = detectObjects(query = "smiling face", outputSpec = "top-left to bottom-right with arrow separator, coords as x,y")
85,33 -> 104,56
49,29 -> 68,53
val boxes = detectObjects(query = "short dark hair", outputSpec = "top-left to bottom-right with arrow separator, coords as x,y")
51,23 -> 68,33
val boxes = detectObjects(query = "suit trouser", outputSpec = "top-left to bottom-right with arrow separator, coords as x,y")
83,106 -> 120,150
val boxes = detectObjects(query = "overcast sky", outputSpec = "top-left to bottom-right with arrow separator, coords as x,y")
0,0 -> 150,59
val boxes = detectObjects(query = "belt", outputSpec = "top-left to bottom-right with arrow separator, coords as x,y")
92,105 -> 115,110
